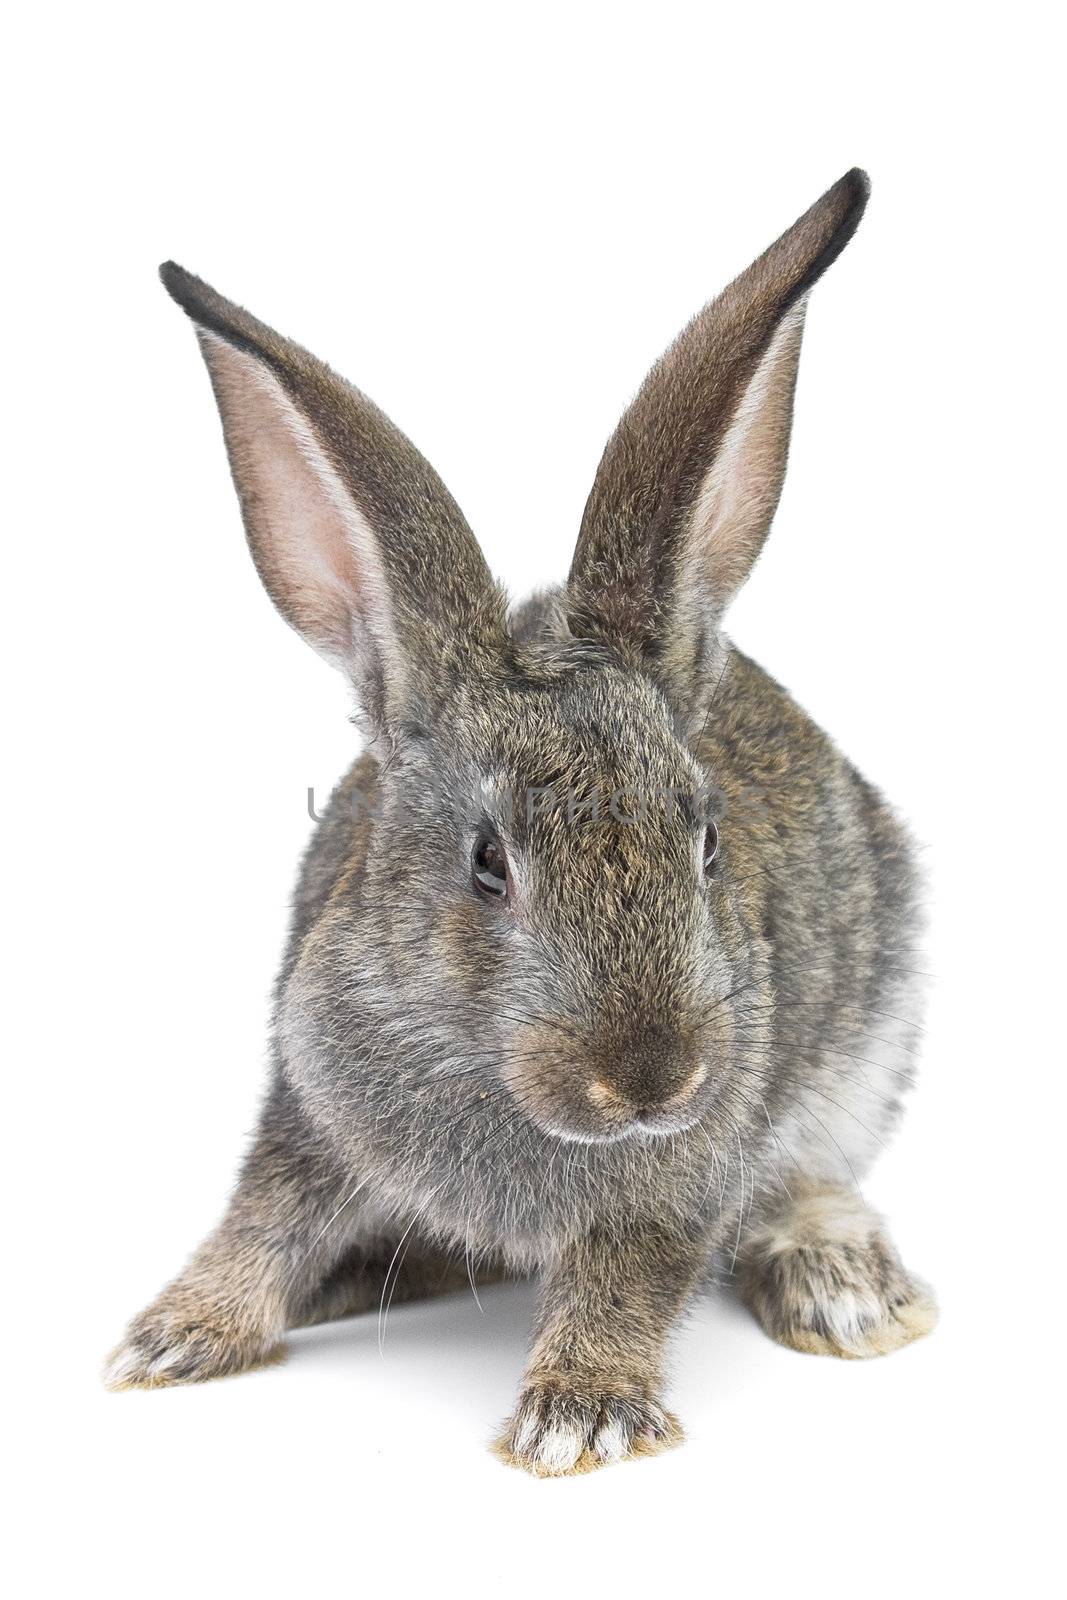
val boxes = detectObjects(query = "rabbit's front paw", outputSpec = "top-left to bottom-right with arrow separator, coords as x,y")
495,1377 -> 682,1477
104,1293 -> 283,1390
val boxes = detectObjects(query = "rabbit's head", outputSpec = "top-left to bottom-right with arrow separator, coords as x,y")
162,170 -> 868,1145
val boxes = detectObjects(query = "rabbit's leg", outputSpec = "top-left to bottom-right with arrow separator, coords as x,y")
495,1222 -> 706,1476
295,1244 -> 510,1327
104,1087 -> 369,1389
739,1184 -> 937,1359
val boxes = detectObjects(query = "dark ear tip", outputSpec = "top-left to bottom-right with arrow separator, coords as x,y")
158,260 -> 206,318
157,261 -> 263,358
834,167 -> 871,230
786,168 -> 870,294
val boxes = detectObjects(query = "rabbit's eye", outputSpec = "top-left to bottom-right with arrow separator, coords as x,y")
702,823 -> 720,876
472,837 -> 508,901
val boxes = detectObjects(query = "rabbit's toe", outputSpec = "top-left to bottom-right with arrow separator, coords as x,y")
104,1301 -> 283,1390
495,1378 -> 682,1476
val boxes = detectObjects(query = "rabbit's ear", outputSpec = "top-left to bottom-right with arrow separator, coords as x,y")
160,264 -> 507,732
566,170 -> 869,720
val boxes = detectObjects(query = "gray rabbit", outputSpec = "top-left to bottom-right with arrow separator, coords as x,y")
106,169 -> 935,1475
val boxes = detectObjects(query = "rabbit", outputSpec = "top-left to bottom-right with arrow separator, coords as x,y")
105,167 -> 936,1476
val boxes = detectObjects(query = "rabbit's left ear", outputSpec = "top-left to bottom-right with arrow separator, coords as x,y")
566,169 -> 869,722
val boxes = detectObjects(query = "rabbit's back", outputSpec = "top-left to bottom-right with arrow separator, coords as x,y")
703,647 -> 923,1182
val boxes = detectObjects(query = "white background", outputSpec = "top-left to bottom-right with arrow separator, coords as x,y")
5,3 -> 1062,1595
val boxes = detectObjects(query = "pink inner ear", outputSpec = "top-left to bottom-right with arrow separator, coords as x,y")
686,301 -> 807,608
200,332 -> 397,681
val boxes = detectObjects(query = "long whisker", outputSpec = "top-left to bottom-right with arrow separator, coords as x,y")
731,1127 -> 747,1271
303,1174 -> 374,1256
724,1038 -> 909,1099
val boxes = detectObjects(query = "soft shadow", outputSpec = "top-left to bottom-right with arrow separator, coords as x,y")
287,1278 -> 539,1400
285,1272 -> 768,1420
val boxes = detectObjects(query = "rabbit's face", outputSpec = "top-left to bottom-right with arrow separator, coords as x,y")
396,659 -> 751,1145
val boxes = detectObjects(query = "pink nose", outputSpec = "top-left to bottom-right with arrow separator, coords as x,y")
587,1023 -> 704,1112
588,1060 -> 708,1117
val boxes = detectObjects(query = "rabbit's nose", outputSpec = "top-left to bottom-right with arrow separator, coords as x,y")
588,1060 -> 707,1119
587,1023 -> 705,1117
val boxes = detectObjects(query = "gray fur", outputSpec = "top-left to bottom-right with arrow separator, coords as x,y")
107,171 -> 935,1475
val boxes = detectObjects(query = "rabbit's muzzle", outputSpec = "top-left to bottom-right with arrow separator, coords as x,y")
507,1019 -> 710,1142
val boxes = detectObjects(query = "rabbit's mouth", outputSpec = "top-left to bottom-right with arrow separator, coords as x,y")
519,1093 -> 709,1147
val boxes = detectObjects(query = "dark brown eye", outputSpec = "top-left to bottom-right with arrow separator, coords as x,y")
702,822 -> 720,875
472,836 -> 508,900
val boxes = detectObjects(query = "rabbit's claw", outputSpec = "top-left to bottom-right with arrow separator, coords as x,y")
495,1378 -> 682,1477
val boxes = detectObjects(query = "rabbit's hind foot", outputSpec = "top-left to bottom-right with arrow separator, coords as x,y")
100,1299 -> 281,1388
740,1185 -> 937,1360
103,1286 -> 286,1390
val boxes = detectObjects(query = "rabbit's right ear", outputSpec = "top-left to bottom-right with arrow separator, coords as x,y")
160,265 -> 507,733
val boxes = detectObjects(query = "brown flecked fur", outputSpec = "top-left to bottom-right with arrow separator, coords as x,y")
107,170 -> 935,1475
739,1185 -> 937,1360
